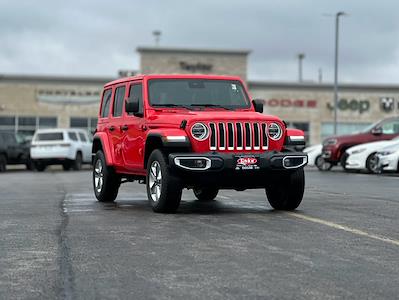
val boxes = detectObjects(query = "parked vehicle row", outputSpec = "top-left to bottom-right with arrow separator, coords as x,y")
304,116 -> 399,174
0,128 -> 93,172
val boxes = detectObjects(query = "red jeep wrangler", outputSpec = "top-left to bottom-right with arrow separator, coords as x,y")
92,74 -> 307,213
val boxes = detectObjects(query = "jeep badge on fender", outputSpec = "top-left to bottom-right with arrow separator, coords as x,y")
92,74 -> 308,213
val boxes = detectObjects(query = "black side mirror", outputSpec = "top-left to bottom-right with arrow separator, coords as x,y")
371,126 -> 383,135
125,98 -> 142,117
252,99 -> 264,114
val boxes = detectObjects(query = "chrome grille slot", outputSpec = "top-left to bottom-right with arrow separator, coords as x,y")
209,123 -> 217,150
218,123 -> 226,150
245,123 -> 252,150
208,121 -> 266,151
227,123 -> 234,150
253,123 -> 260,150
262,123 -> 268,150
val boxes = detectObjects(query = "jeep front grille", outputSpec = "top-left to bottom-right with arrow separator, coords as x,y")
209,122 -> 268,151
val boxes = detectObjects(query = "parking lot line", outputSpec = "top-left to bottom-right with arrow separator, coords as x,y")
287,212 -> 399,247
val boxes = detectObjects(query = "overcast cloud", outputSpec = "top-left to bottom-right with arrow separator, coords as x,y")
1,0 -> 399,83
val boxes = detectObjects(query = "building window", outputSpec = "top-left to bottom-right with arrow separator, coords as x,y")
70,117 -> 97,133
0,115 -> 58,140
321,122 -> 371,141
286,121 -> 310,144
39,117 -> 57,128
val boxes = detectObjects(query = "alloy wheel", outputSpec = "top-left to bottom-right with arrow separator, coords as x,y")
94,159 -> 104,193
149,161 -> 162,202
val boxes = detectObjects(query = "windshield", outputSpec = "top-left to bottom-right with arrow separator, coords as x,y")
361,120 -> 381,133
148,79 -> 250,109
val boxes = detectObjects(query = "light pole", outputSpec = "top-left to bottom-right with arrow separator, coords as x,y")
333,11 -> 346,135
297,53 -> 305,82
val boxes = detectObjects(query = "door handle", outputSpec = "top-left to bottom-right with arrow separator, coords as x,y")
121,125 -> 129,131
108,126 -> 115,132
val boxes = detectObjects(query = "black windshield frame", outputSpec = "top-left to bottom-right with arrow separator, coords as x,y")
147,79 -> 251,109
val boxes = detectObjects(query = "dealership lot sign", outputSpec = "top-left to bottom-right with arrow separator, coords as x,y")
327,98 -> 370,114
264,99 -> 317,108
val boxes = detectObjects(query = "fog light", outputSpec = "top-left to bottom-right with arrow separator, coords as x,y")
174,157 -> 211,170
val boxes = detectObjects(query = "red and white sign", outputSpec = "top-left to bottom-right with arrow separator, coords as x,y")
265,99 -> 317,108
237,157 -> 258,165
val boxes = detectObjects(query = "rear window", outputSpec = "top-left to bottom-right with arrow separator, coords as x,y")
36,132 -> 64,141
78,132 -> 87,142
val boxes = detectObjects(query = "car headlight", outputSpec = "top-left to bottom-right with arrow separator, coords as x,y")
191,123 -> 209,141
268,123 -> 282,140
378,150 -> 394,156
350,148 -> 366,155
323,138 -> 337,146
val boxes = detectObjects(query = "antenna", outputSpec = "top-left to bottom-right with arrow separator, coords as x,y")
152,30 -> 161,46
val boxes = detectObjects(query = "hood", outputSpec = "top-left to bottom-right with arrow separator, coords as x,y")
323,131 -> 374,146
304,144 -> 322,153
347,140 -> 394,153
147,109 -> 283,127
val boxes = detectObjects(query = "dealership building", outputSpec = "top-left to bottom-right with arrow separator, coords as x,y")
1,46 -> 399,145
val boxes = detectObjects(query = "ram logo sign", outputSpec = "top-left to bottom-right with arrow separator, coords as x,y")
380,97 -> 395,113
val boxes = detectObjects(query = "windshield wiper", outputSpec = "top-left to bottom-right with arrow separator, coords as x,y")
189,104 -> 231,110
152,104 -> 192,110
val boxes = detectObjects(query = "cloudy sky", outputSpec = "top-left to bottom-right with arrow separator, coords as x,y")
1,0 -> 398,83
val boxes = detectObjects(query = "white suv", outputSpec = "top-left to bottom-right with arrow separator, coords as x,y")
31,128 -> 92,171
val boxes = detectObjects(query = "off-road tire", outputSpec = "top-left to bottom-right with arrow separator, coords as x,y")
366,152 -> 380,174
72,152 -> 83,171
0,154 -> 7,172
146,149 -> 182,213
193,187 -> 219,201
93,150 -> 120,202
265,168 -> 305,210
315,155 -> 333,171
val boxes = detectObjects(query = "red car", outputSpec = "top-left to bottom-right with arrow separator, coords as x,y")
321,117 -> 399,170
92,74 -> 307,213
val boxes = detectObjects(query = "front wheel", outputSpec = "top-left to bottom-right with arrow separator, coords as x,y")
265,168 -> 305,210
146,149 -> 182,213
193,187 -> 219,201
93,151 -> 120,202
366,152 -> 380,174
315,155 -> 333,171
340,153 -> 349,171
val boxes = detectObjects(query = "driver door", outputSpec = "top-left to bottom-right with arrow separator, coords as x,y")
121,81 -> 146,171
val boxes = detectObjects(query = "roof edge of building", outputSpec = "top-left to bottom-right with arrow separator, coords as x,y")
0,73 -> 114,85
137,46 -> 251,55
248,80 -> 399,91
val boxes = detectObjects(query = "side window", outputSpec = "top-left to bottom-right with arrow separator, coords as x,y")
78,132 -> 87,142
128,83 -> 143,116
3,133 -> 15,145
100,89 -> 112,118
381,120 -> 399,134
113,86 -> 126,117
68,132 -> 78,141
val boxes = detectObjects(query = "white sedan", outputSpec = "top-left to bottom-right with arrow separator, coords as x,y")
303,144 -> 332,171
345,137 -> 399,173
376,143 -> 399,172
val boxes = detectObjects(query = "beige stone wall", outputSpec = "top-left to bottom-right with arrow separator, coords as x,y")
140,51 -> 248,80
0,83 -> 101,128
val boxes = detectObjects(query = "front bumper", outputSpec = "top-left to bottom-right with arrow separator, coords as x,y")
168,151 -> 307,189
345,154 -> 366,170
376,154 -> 398,171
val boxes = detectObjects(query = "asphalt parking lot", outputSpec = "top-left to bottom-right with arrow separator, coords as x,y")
1,168 -> 399,299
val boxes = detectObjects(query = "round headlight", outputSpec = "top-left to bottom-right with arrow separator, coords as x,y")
268,123 -> 282,140
191,123 -> 209,141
